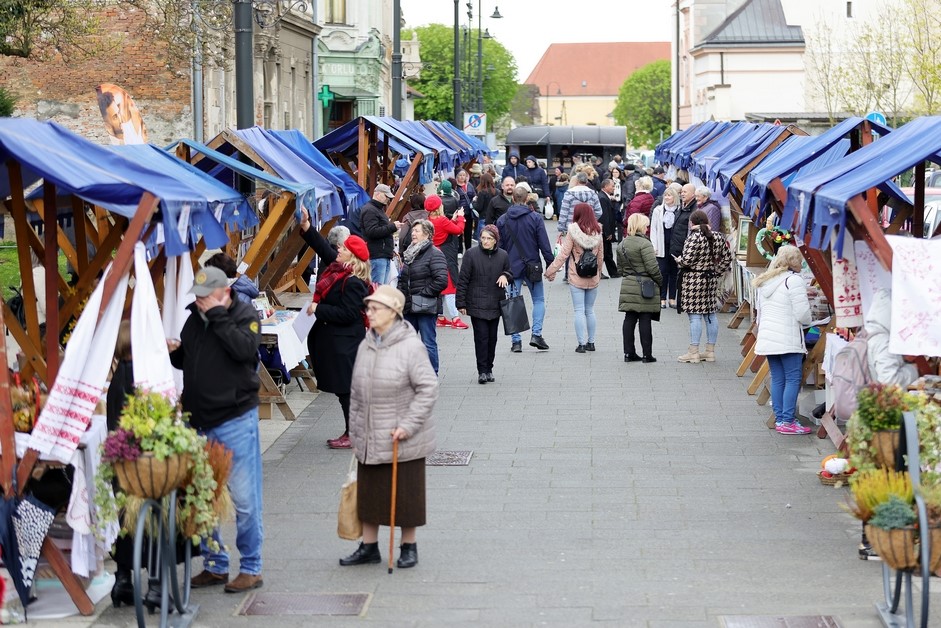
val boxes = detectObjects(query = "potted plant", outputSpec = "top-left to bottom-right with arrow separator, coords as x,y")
847,384 -> 918,470
94,389 -> 221,547
919,483 -> 941,571
847,467 -> 913,523
865,495 -> 918,570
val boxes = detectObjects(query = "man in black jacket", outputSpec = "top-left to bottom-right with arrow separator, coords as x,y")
669,183 -> 698,258
360,183 -> 402,283
486,176 -> 515,225
598,178 -> 620,279
169,266 -> 264,594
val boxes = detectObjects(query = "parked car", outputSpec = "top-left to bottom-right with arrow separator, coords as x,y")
899,187 -> 941,237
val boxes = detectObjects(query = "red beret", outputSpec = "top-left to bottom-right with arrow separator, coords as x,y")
424,195 -> 442,212
343,235 -> 369,261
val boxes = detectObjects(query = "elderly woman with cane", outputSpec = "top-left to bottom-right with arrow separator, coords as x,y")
339,285 -> 438,570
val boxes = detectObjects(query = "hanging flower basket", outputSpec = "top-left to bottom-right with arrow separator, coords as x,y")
114,452 -> 192,499
919,526 -> 941,572
871,430 -> 900,469
865,525 -> 919,570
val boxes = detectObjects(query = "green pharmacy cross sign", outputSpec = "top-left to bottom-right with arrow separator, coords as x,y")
318,85 -> 335,108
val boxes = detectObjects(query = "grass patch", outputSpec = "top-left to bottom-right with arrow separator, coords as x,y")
0,241 -> 72,302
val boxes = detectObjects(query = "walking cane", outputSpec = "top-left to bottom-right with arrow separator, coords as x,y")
388,439 -> 399,574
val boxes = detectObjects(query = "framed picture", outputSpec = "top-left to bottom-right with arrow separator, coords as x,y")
736,216 -> 751,256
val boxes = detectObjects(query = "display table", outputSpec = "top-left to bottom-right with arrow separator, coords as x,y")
258,310 -> 317,420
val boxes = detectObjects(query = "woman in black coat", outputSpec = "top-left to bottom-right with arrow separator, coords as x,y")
456,225 -> 512,384
397,218 -> 449,374
300,209 -> 372,449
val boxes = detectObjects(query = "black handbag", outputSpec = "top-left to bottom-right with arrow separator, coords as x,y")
633,273 -> 656,299
499,289 -> 530,335
504,221 -> 542,283
410,293 -> 438,315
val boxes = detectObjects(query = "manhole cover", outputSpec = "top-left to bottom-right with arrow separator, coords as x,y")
720,617 -> 841,628
239,592 -> 369,616
427,450 -> 473,466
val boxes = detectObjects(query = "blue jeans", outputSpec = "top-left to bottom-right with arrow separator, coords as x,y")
688,313 -> 718,345
511,277 -> 545,344
198,408 -> 263,575
405,313 -> 439,373
767,353 -> 804,425
568,285 -> 598,345
370,258 -> 391,284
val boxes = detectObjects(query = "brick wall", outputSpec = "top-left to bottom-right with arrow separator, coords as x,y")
0,5 -> 194,146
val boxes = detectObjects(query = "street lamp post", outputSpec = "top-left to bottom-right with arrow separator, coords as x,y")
453,0 -> 462,128
544,81 -> 561,125
234,0 -> 253,130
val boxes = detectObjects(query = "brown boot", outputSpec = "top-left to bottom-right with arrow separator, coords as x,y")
677,345 -> 701,363
191,570 -> 228,588
224,572 -> 263,593
702,343 -> 716,362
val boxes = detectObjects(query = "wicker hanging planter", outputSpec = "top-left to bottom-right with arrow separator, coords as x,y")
918,526 -> 941,572
114,453 -> 192,499
871,430 -> 900,469
865,525 -> 919,570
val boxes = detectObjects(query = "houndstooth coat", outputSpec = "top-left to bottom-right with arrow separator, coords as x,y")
677,228 -> 733,314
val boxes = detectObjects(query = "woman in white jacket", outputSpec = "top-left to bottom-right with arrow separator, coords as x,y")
752,245 -> 812,435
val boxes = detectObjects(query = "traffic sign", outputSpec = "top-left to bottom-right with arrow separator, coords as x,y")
463,112 -> 487,136
866,111 -> 886,126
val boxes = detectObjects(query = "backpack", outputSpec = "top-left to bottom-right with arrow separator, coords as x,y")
831,329 -> 871,423
575,246 -> 598,278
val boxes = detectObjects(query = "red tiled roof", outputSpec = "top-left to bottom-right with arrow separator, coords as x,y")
525,42 -> 671,97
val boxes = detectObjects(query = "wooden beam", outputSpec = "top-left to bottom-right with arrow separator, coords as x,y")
7,161 -> 41,343
43,181 -> 59,385
71,197 -> 89,271
367,125 -> 379,192
0,303 -> 16,497
387,153 -> 423,218
913,161 -> 926,238
98,193 -> 159,321
847,194 -> 893,272
1,302 -> 47,384
357,118 -> 368,188
239,193 -> 295,278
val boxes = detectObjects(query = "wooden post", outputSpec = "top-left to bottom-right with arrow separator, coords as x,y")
913,161 -> 926,238
357,118 -> 368,188
43,181 -> 60,385
387,153 -> 423,218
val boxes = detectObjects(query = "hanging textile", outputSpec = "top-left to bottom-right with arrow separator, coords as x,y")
888,236 -> 941,357
161,255 -> 194,394
830,233 -> 864,328
854,239 -> 892,319
131,242 -> 177,398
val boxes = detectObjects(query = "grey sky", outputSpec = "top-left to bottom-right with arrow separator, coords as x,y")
399,0 -> 674,81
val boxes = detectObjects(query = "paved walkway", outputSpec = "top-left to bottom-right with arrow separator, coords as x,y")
89,223 -> 939,627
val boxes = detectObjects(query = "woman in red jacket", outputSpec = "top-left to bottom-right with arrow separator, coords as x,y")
425,195 -> 468,329
623,175 -> 655,225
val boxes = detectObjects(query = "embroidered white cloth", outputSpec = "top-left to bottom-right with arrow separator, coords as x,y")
161,255 -> 194,394
132,243 -> 178,399
831,234 -> 864,328
28,266 -> 128,463
888,236 -> 941,357
64,416 -> 114,577
854,239 -> 892,318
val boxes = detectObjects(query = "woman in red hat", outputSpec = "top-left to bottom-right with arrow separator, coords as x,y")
424,195 -> 469,330
299,209 -> 372,449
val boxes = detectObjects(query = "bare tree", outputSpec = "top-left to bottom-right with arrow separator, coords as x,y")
119,0 -> 233,69
0,0 -> 110,60
901,0 -> 941,114
803,20 -> 842,124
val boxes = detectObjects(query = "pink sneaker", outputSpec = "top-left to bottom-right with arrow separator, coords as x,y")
776,422 -> 811,435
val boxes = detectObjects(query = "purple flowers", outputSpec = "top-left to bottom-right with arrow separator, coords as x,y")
102,428 -> 142,463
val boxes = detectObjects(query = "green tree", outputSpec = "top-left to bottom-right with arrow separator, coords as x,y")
612,60 -> 671,149
0,86 -> 16,117
0,0 -> 105,59
406,24 -> 518,128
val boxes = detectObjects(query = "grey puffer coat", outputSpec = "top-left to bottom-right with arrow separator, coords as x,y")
349,319 -> 438,465
616,234 -> 663,313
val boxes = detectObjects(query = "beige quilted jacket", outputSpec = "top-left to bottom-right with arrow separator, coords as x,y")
349,319 -> 438,464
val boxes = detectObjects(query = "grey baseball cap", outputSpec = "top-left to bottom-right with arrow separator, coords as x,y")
190,266 -> 232,297
374,184 -> 395,200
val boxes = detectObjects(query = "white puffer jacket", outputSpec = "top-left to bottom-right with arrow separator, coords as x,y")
864,288 -> 919,387
754,272 -> 812,355
349,319 -> 438,464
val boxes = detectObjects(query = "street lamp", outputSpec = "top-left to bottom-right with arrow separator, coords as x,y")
477,3 -> 501,112
453,0 -> 462,128
544,81 -> 561,125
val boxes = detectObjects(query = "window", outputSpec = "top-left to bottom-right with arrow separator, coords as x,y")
325,0 -> 346,24
846,1 -> 853,17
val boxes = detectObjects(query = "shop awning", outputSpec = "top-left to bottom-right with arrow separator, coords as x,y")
269,129 -> 369,214
785,117 -> 931,252
689,122 -> 763,182
232,127 -> 344,221
713,124 -> 790,194
0,119 -> 238,255
661,121 -> 732,170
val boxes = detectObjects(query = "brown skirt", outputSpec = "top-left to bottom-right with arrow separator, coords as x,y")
357,458 -> 426,527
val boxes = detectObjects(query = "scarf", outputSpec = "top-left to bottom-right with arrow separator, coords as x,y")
662,204 -> 677,229
403,238 -> 431,265
314,261 -> 352,303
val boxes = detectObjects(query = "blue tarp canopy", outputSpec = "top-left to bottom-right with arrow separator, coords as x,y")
171,138 -> 318,219
430,121 -> 495,158
384,118 -> 460,171
655,122 -> 708,163
664,121 -> 733,170
0,118 -> 237,256
713,124 -> 790,195
314,116 -> 436,184
689,122 -> 762,182
232,127 -> 344,221
744,117 -> 895,227
785,117 -> 935,252
269,129 -> 369,215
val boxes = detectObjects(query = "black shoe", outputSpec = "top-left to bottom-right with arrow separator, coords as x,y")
575,344 -> 586,353
530,335 -> 549,350
624,354 -> 642,362
485,372 -> 495,382
397,543 -> 418,569
585,342 -> 595,352
641,356 -> 657,363
111,571 -> 134,608
478,373 -> 488,384
601,274 -> 610,280
511,342 -> 522,353
339,542 -> 381,566
144,582 -> 172,615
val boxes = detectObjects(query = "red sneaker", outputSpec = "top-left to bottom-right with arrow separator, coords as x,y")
451,317 -> 469,330
436,317 -> 450,328
327,434 -> 352,449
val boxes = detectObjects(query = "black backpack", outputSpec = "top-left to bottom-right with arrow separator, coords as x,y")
575,246 -> 598,278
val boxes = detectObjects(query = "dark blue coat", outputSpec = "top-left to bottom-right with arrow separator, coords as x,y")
524,155 -> 549,198
502,151 -> 525,182
496,204 -> 554,281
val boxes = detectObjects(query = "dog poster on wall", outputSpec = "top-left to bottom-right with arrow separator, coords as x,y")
95,83 -> 148,145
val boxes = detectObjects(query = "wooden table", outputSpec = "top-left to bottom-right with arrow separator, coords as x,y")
274,291 -> 312,310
